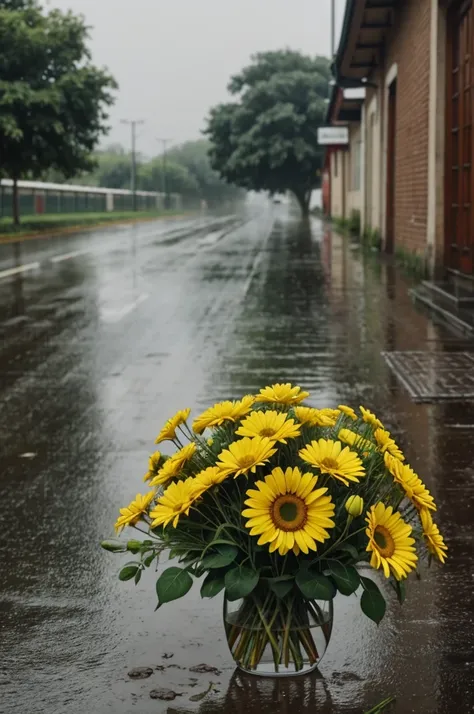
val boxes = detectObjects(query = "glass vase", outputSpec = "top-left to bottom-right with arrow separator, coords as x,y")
224,590 -> 333,677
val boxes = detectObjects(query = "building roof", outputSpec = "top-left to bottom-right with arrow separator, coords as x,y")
0,178 -> 161,197
326,83 -> 366,124
334,0 -> 397,85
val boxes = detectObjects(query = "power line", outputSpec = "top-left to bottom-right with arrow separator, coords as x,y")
121,119 -> 144,211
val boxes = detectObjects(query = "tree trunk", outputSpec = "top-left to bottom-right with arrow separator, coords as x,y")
12,177 -> 20,226
294,191 -> 310,217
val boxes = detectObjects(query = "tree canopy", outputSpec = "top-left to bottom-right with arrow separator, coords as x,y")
0,0 -> 117,222
205,50 -> 331,215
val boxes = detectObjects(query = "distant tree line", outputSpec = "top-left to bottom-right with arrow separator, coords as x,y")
44,139 -> 244,208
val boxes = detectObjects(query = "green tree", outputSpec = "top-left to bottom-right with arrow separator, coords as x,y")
138,159 -> 200,199
205,50 -> 330,216
0,0 -> 117,223
165,140 -> 244,207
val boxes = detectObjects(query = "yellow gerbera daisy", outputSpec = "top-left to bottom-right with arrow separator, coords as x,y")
299,439 -> 365,486
384,453 -> 436,511
236,410 -> 301,443
143,450 -> 162,482
338,428 -> 374,454
216,436 -> 277,478
338,404 -> 357,421
193,466 -> 229,495
293,406 -> 335,427
242,467 -> 335,556
360,406 -> 384,429
419,509 -> 448,564
255,383 -> 309,405
192,397 -> 254,434
150,478 -> 200,528
374,428 -> 405,461
366,502 -> 418,580
155,408 -> 191,444
150,442 -> 197,487
232,395 -> 256,418
114,491 -> 155,533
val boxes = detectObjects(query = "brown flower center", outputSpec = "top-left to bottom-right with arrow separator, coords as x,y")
271,495 -> 307,532
259,427 -> 277,437
238,454 -> 257,469
320,457 -> 339,471
374,525 -> 395,558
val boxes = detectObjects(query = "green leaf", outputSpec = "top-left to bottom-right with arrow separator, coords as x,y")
360,577 -> 386,625
391,578 -> 406,605
337,543 -> 360,561
143,553 -> 156,568
156,567 -> 193,607
327,562 -> 360,596
134,568 -> 142,585
119,564 -> 139,581
200,571 -> 226,598
295,570 -> 336,601
201,544 -> 239,569
269,576 -> 294,599
225,566 -> 260,601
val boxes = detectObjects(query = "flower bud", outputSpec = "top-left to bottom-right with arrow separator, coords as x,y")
345,495 -> 364,518
101,539 -> 127,553
127,539 -> 143,553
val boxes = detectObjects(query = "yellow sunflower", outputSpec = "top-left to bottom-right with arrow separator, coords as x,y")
114,491 -> 155,533
338,404 -> 357,420
236,410 -> 301,443
150,478 -> 200,528
299,439 -> 365,486
143,450 -> 162,482
374,428 -> 405,461
293,406 -> 335,427
360,406 -> 384,430
255,383 -> 309,405
338,428 -> 374,454
155,408 -> 191,444
242,466 -> 335,556
366,502 -> 418,580
419,508 -> 448,564
193,466 -> 229,495
150,442 -> 197,487
216,436 -> 277,478
384,453 -> 436,511
192,396 -> 254,434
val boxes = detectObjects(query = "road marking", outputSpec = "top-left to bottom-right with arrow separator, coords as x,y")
0,262 -> 40,280
101,293 -> 149,323
51,249 -> 90,263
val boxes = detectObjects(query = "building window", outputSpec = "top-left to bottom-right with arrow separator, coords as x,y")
352,139 -> 361,191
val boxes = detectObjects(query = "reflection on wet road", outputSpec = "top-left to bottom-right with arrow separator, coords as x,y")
1,209 -> 473,713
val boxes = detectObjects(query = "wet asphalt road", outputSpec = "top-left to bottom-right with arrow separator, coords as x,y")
1,207 -> 473,714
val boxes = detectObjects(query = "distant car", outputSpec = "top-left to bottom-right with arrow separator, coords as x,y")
273,198 -> 282,204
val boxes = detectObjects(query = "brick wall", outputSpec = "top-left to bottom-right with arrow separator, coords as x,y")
385,0 -> 431,256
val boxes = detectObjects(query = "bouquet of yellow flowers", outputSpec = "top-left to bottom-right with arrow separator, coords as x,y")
102,383 -> 447,676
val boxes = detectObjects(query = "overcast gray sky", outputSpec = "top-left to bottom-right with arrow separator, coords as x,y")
48,0 -> 345,155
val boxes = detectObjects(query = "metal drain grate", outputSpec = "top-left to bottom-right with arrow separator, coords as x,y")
382,351 -> 474,402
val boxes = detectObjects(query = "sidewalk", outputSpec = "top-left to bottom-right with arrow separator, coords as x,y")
191,216 -> 474,713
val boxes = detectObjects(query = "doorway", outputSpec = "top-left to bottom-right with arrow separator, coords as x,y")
446,0 -> 474,274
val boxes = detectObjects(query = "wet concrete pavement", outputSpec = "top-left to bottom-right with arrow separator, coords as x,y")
1,207 -> 473,714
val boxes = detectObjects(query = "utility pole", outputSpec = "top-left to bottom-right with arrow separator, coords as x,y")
156,138 -> 172,209
121,119 -> 144,211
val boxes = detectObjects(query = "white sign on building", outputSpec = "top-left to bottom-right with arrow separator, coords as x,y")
317,127 -> 349,146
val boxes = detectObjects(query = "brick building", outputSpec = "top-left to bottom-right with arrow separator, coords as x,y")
328,0 -> 474,284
